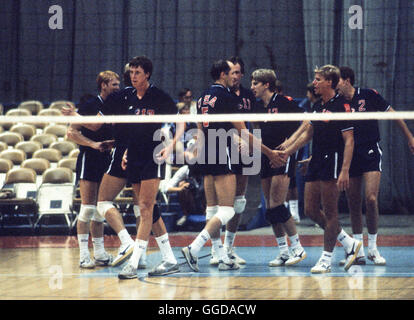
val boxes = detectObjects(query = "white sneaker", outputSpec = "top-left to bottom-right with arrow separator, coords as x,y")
344,240 -> 363,271
138,251 -> 147,269
94,251 -> 113,267
368,248 -> 386,265
118,263 -> 137,280
218,260 -> 240,271
227,248 -> 246,265
209,248 -> 219,266
269,252 -> 291,267
311,259 -> 331,274
112,242 -> 134,267
80,256 -> 95,269
285,247 -> 307,266
339,247 -> 366,266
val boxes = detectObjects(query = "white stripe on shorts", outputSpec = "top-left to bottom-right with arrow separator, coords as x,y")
334,152 -> 338,179
377,142 -> 383,172
80,152 -> 86,179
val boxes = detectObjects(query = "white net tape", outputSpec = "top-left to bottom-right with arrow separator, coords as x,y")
1,111 -> 413,124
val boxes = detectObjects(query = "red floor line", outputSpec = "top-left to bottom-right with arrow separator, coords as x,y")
1,234 -> 414,249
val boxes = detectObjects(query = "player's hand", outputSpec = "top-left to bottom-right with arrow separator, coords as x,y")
337,170 -> 349,191
61,102 -> 77,116
121,149 -> 128,170
99,140 -> 115,152
269,150 -> 288,168
156,144 -> 173,162
276,139 -> 288,151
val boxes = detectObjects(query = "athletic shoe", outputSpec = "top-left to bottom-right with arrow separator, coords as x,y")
209,248 -> 219,266
227,248 -> 246,265
112,242 -> 134,267
339,247 -> 366,266
118,263 -> 137,280
367,248 -> 386,265
80,256 -> 95,269
181,246 -> 199,272
138,251 -> 147,270
148,261 -> 179,276
285,247 -> 307,266
344,240 -> 363,271
311,259 -> 331,274
94,252 -> 113,267
268,252 -> 291,267
218,260 -> 240,271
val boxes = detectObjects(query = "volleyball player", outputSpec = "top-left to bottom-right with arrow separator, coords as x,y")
103,56 -> 184,279
250,68 -> 307,267
336,66 -> 414,265
208,56 -> 254,266
280,65 -> 362,273
66,70 -> 119,269
181,60 -> 283,272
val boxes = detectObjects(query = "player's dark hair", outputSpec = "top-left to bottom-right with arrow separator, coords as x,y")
178,88 -> 191,99
228,56 -> 245,74
210,60 -> 231,81
129,56 -> 153,79
339,66 -> 355,86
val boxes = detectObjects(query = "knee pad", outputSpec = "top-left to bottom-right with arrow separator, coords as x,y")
234,196 -> 247,214
205,205 -> 219,220
265,204 -> 292,225
91,210 -> 105,223
133,205 -> 140,218
152,204 -> 161,224
96,201 -> 115,219
78,205 -> 96,223
215,206 -> 235,225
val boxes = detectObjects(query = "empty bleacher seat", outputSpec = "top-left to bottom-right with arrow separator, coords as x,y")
69,148 -> 80,158
35,167 -> 75,229
10,123 -> 37,141
0,158 -> 13,188
0,131 -> 24,147
0,141 -> 8,153
0,149 -> 26,166
3,167 -> 37,199
17,100 -> 44,115
30,133 -> 57,148
32,148 -> 62,167
21,158 -> 50,187
57,157 -> 76,172
44,124 -> 68,139
15,141 -> 42,159
50,141 -> 76,157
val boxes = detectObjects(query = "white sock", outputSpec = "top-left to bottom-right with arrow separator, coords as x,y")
92,237 -> 105,258
320,251 -> 332,264
155,233 -> 177,264
289,234 -> 301,249
224,230 -> 236,251
368,233 -> 377,251
276,236 -> 289,255
129,239 -> 148,269
118,229 -> 133,247
78,234 -> 89,258
190,229 -> 210,257
211,238 -> 230,263
337,229 -> 354,251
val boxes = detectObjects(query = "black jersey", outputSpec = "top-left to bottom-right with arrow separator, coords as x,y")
348,88 -> 390,146
77,95 -> 113,152
253,93 -> 302,149
102,85 -> 176,164
232,85 -> 256,113
311,93 -> 354,155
